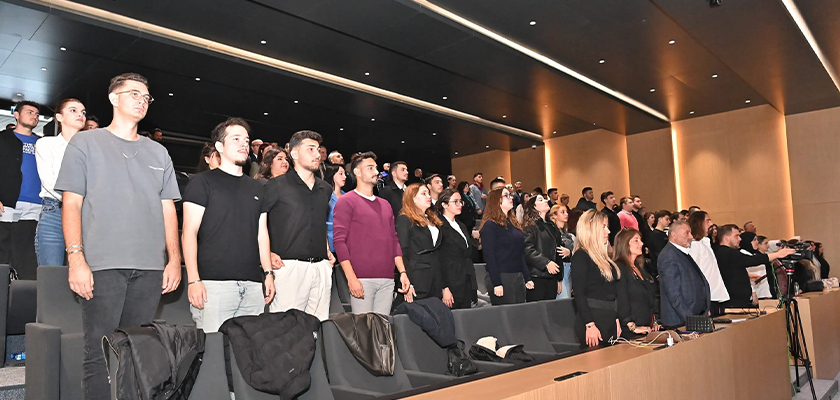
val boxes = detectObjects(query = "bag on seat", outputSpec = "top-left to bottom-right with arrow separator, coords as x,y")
446,340 -> 477,377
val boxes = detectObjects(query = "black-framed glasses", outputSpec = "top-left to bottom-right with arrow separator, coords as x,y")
501,193 -> 513,199
447,200 -> 464,205
114,90 -> 154,105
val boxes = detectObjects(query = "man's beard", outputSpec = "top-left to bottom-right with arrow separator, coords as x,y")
18,120 -> 37,130
235,159 -> 247,167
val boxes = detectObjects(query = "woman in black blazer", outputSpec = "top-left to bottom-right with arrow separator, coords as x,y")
396,183 -> 444,302
456,181 -> 478,229
435,188 -> 478,309
613,229 -> 658,337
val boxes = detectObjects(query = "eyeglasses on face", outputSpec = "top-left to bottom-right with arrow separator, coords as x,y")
115,90 -> 154,105
447,200 -> 464,205
501,193 -> 513,199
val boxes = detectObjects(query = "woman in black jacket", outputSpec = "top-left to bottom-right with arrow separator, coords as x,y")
522,195 -> 563,302
396,184 -> 444,303
613,229 -> 658,337
456,181 -> 478,229
435,188 -> 478,309
815,242 -> 830,279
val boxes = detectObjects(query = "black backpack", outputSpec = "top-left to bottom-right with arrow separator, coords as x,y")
103,323 -> 205,400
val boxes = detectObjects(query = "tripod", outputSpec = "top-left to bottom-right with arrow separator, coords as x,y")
780,261 -> 817,400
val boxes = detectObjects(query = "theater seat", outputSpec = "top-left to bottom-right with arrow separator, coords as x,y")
0,264 -> 37,363
392,314 -> 510,376
228,329 -> 335,400
452,305 -> 556,360
540,299 -> 581,350
500,302 -> 576,354
321,317 -> 451,398
329,282 -> 344,318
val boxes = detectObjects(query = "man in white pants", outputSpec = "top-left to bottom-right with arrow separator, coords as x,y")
264,130 -> 335,320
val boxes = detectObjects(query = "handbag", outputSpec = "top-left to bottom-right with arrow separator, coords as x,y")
446,340 -> 478,377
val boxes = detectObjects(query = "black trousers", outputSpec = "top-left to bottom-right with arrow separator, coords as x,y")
486,272 -> 526,305
0,220 -> 38,280
526,277 -> 558,302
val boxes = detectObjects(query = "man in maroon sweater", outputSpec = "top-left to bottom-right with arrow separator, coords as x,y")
333,152 -> 412,314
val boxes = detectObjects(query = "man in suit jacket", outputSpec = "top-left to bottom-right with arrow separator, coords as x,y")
658,221 -> 711,327
377,161 -> 409,218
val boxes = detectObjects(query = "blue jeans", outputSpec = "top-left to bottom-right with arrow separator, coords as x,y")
35,198 -> 65,266
557,262 -> 572,299
189,280 -> 265,333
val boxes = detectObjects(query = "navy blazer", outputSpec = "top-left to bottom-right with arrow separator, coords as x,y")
658,242 -> 711,327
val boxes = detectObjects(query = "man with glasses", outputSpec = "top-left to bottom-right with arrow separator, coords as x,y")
333,152 -> 411,315
0,100 -> 43,279
55,73 -> 182,400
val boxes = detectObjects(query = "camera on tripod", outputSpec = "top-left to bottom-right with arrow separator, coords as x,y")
777,240 -> 813,262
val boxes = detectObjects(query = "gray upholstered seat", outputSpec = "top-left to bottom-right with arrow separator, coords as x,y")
473,263 -> 487,294
540,298 -> 581,350
501,302 -> 576,354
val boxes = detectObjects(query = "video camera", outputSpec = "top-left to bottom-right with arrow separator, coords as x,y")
777,240 -> 814,262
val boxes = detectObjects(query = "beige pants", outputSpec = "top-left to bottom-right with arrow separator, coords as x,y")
269,259 -> 333,321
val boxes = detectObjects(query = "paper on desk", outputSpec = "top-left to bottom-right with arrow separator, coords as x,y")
730,318 -> 747,323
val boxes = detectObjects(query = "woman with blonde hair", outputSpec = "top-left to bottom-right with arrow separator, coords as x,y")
548,204 -> 575,299
571,209 -> 625,347
395,183 -> 444,304
480,187 -> 534,304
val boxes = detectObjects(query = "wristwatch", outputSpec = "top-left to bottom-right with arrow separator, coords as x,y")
264,270 -> 274,277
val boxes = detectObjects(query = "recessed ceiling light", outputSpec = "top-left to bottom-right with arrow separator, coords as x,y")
529,21 -> 536,26
502,115 -> 507,118
689,110 -> 695,114
371,118 -> 375,121
599,59 -> 605,64
16,93 -> 22,97
195,77 -> 201,81
59,47 -> 66,51
442,96 -> 448,100
552,131 -> 557,134
40,67 -> 47,71
544,105 -> 548,107
401,140 -> 405,144
454,151 -> 459,155
432,132 -> 437,136
260,40 -> 266,45
531,144 -> 537,149
712,74 -> 718,78
485,145 -> 490,148
593,122 -> 596,125
168,93 -> 174,96
364,71 -> 370,76
263,112 -> 268,116
339,128 -> 344,131
293,100 -> 299,104
668,40 -> 676,45
745,99 -> 751,103
650,88 -> 656,92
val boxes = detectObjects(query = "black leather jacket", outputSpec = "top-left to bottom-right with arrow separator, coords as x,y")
523,218 -> 563,280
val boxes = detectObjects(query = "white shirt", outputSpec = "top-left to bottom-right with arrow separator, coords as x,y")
354,189 -> 376,201
742,249 -> 770,298
428,225 -> 440,245
689,237 -> 730,302
671,241 -> 691,254
445,215 -> 469,248
35,135 -> 69,200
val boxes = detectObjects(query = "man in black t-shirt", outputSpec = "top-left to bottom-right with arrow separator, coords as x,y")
182,118 -> 275,333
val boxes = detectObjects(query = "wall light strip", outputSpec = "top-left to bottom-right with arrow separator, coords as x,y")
670,127 -> 683,211
407,0 -> 670,123
25,0 -> 543,142
779,0 -> 840,94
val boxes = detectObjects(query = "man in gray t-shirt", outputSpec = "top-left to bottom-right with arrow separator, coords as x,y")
54,73 -> 182,400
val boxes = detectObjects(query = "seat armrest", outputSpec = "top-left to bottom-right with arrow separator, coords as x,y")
329,385 -> 381,400
26,322 -> 62,400
404,370 -> 456,388
472,359 -> 514,372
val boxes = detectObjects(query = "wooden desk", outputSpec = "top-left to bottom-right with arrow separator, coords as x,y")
759,288 -> 840,379
405,311 -> 790,400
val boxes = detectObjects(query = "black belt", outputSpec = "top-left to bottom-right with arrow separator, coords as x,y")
289,257 -> 326,263
586,298 -> 617,311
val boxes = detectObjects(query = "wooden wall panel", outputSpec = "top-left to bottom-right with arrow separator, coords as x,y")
544,129 -> 631,205
672,105 -> 794,241
451,150 -> 512,188
786,106 -> 840,276
510,145 -> 546,192
626,128 -> 678,212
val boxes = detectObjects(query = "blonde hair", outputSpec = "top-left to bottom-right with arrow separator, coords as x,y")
574,210 -> 619,281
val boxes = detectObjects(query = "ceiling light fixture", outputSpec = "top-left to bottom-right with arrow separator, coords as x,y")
668,40 -> 675,45
364,71 -> 370,76
49,0 -> 543,142
401,140 -> 405,144
502,115 -> 507,118
293,100 -> 299,104
16,93 -> 22,97
195,77 -> 201,81
454,151 -> 459,155
40,67 -> 47,71
650,88 -> 655,92
599,59 -> 605,64
432,132 -> 437,136
339,128 -> 344,130
407,0 -> 668,122
712,74 -> 718,78
263,112 -> 269,115
60,47 -> 66,51
780,0 -> 840,93
552,131 -> 557,134
442,96 -> 447,100
371,118 -> 375,121
531,144 -> 537,149
689,110 -> 695,114
745,99 -> 751,104
168,93 -> 174,96
485,145 -> 490,148
260,40 -> 266,45
529,21 -> 536,26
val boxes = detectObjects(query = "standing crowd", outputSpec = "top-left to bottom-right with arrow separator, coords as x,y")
0,72 -> 833,398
